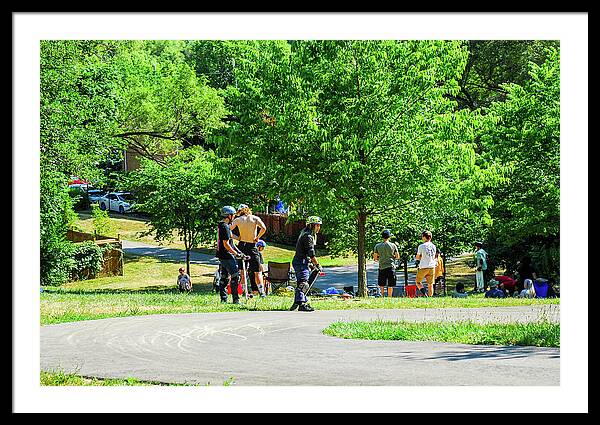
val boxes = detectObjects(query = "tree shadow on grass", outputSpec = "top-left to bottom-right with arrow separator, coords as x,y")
42,283 -> 217,296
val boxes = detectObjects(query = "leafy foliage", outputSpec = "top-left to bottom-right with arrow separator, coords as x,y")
70,241 -> 104,281
91,203 -> 114,237
127,147 -> 236,273
217,40 -> 501,295
480,48 -> 560,280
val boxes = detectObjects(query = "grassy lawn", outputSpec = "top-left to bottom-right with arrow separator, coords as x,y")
41,253 -> 559,325
74,211 -> 357,267
41,370 -> 233,386
323,320 -> 560,347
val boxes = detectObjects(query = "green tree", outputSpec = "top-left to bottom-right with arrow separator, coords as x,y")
40,40 -> 124,285
112,42 -> 229,162
480,48 -> 560,281
218,40 -> 499,296
127,147 -> 235,275
456,40 -> 560,110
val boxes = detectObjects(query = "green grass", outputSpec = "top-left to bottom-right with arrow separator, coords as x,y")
323,320 -> 560,347
40,243 -> 558,326
41,370 -> 156,386
40,370 -> 231,386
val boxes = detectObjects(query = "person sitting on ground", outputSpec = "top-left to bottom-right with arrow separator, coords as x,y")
495,274 -> 518,297
517,279 -> 535,298
484,280 -> 505,298
451,282 -> 468,298
177,267 -> 192,292
373,229 -> 400,298
546,279 -> 560,298
516,256 -> 537,293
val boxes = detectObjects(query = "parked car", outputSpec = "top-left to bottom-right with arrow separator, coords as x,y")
87,189 -> 106,204
97,192 -> 135,214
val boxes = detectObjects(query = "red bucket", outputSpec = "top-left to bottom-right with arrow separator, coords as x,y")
405,285 -> 417,298
227,283 -> 243,295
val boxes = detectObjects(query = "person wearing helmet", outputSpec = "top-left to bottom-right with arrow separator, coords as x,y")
248,239 -> 267,295
230,204 -> 268,298
290,216 -> 323,312
216,206 -> 248,304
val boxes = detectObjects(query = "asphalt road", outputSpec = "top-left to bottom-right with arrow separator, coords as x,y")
40,305 -> 560,386
122,240 -> 418,293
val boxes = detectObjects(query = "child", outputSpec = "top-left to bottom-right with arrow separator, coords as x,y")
451,282 -> 468,298
495,274 -> 518,296
518,279 -> 535,298
484,280 -> 505,298
177,267 -> 192,292
249,240 -> 267,295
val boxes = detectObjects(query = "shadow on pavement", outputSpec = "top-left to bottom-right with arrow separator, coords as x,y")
377,345 -> 559,362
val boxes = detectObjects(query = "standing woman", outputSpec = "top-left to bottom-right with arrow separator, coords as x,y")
290,216 -> 323,312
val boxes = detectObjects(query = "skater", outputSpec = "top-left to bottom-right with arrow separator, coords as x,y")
373,229 -> 400,298
290,216 -> 323,312
177,267 -> 192,292
230,204 -> 268,298
415,230 -> 437,297
474,241 -> 488,293
216,206 -> 249,304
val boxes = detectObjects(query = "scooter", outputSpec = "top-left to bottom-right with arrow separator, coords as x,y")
289,263 -> 325,311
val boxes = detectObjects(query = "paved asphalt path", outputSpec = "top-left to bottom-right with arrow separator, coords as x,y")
41,305 -> 559,386
122,240 -> 417,292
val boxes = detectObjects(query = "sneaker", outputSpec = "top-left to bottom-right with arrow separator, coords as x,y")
298,304 -> 315,312
289,302 -> 300,311
233,300 -> 240,305
260,293 -> 267,298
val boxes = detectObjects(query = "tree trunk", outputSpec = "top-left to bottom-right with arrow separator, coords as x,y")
186,247 -> 191,276
357,211 -> 368,297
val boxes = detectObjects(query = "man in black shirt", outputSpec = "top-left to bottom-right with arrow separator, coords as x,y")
290,216 -> 323,312
216,206 -> 248,304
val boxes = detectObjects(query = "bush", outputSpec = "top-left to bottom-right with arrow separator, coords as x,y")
40,238 -> 75,286
91,203 -> 114,237
40,169 -> 77,286
67,186 -> 90,211
70,241 -> 104,281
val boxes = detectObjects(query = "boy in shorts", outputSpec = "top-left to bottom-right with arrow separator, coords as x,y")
415,230 -> 437,297
373,229 -> 400,298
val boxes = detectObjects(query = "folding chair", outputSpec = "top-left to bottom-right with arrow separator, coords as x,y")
264,261 -> 295,294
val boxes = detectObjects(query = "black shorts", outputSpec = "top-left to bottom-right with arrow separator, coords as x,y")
378,267 -> 397,287
237,242 -> 261,273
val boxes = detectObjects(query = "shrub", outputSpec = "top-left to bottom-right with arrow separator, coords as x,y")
91,203 -> 114,237
70,241 -> 104,281
40,238 -> 75,286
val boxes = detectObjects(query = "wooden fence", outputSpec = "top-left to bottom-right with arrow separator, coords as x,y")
255,213 -> 326,246
66,230 -> 124,277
